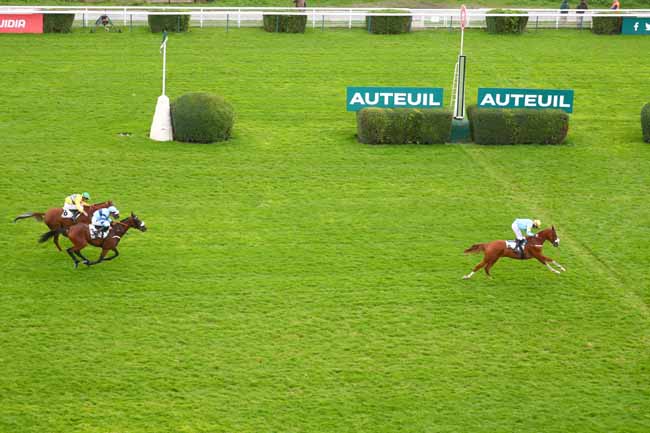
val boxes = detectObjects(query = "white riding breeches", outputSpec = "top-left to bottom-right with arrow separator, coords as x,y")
512,222 -> 524,240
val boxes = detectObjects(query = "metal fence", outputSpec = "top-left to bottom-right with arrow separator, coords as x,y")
2,6 -> 650,31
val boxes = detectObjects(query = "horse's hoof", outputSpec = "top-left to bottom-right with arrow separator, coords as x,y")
74,263 -> 79,269
84,261 -> 90,266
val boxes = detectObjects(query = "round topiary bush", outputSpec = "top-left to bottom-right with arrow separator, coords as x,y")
171,93 -> 234,143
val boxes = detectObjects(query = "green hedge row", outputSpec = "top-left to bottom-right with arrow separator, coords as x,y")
148,15 -> 190,33
591,15 -> 622,34
467,106 -> 569,145
262,15 -> 307,33
357,108 -> 452,144
43,14 -> 75,33
485,9 -> 528,34
642,103 -> 650,143
171,93 -> 234,143
366,11 -> 412,34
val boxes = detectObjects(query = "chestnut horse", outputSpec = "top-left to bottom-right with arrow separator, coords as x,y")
39,212 -> 147,268
14,201 -> 114,252
462,226 -> 566,279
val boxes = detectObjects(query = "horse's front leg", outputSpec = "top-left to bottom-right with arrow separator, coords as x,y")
86,248 -> 110,266
551,260 -> 566,272
530,249 -> 561,274
102,248 -> 119,261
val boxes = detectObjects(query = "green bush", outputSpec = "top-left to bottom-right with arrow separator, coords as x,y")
468,106 -> 569,145
262,15 -> 307,33
148,15 -> 190,33
43,14 -> 75,33
171,93 -> 234,143
357,108 -> 452,144
485,9 -> 528,34
642,103 -> 650,143
366,10 -> 412,34
591,14 -> 622,34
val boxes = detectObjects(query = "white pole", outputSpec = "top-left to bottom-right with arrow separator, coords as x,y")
162,41 -> 166,96
460,26 -> 464,56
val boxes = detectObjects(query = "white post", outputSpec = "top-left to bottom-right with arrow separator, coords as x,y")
162,41 -> 166,96
200,8 -> 203,28
349,9 -> 352,29
238,9 -> 241,28
460,26 -> 464,55
123,7 -> 127,26
150,33 -> 173,142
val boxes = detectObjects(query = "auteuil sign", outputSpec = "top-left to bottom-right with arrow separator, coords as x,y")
347,87 -> 444,111
478,88 -> 574,113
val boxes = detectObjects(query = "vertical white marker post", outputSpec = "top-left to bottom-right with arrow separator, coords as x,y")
453,5 -> 468,120
150,30 -> 173,141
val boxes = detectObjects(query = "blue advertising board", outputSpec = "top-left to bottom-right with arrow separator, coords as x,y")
622,17 -> 650,35
477,88 -> 574,113
347,87 -> 444,112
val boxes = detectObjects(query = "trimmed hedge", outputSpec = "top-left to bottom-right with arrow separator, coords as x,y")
485,9 -> 528,34
467,105 -> 569,145
171,93 -> 234,143
642,103 -> 650,143
357,108 -> 452,144
262,15 -> 307,33
592,14 -> 622,34
366,10 -> 412,34
148,15 -> 190,33
43,14 -> 75,33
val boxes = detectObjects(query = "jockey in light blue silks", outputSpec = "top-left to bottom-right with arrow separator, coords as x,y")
91,206 -> 119,238
511,218 -> 541,256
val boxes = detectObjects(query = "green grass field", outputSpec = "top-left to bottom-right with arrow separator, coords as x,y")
1,26 -> 649,433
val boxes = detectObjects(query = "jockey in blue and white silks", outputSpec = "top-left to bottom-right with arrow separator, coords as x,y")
511,218 -> 541,255
92,206 -> 120,237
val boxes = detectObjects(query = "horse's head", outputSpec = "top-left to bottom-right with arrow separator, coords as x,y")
538,226 -> 559,247
127,212 -> 147,232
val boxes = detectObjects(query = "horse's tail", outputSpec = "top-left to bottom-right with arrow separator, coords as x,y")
14,212 -> 44,223
464,243 -> 485,254
39,227 -> 66,244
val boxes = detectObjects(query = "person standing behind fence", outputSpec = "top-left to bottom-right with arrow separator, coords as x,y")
293,0 -> 306,7
560,0 -> 569,24
610,0 -> 620,10
577,0 -> 588,29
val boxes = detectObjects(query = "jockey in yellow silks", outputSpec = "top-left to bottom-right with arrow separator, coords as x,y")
63,192 -> 90,220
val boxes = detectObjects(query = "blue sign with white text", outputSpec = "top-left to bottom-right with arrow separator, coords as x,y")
347,87 -> 444,112
622,17 -> 650,35
477,88 -> 574,113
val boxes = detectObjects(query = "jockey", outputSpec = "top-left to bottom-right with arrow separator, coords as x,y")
511,218 -> 541,255
63,192 -> 91,220
92,206 -> 120,237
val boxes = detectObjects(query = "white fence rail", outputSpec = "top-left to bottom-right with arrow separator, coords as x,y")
2,6 -> 650,30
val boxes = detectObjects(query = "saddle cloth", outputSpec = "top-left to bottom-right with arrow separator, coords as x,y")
89,226 -> 108,240
505,240 -> 518,250
61,209 -> 74,219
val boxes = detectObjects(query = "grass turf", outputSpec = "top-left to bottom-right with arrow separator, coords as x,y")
1,27 -> 649,433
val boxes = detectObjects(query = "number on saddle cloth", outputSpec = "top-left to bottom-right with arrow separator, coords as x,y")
62,208 -> 73,219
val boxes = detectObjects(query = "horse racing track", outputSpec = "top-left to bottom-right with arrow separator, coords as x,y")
1,27 -> 649,433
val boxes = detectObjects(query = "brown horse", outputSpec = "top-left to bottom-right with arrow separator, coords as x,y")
462,226 -> 566,279
14,201 -> 114,251
39,212 -> 146,268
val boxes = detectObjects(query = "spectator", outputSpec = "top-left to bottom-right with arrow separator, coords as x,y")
577,0 -> 588,29
610,0 -> 620,10
293,0 -> 306,7
560,0 -> 569,24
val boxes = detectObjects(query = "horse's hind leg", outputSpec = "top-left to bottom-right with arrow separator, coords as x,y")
54,232 -> 62,252
463,257 -> 488,280
484,258 -> 499,277
66,247 -> 80,268
74,250 -> 90,266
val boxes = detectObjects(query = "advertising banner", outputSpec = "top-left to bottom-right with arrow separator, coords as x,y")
347,87 -> 444,112
477,88 -> 574,113
0,14 -> 43,34
622,17 -> 650,35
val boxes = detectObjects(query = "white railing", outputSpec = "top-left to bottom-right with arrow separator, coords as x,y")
2,6 -> 649,30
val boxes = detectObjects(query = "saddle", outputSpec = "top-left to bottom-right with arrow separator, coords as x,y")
506,240 -> 527,258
